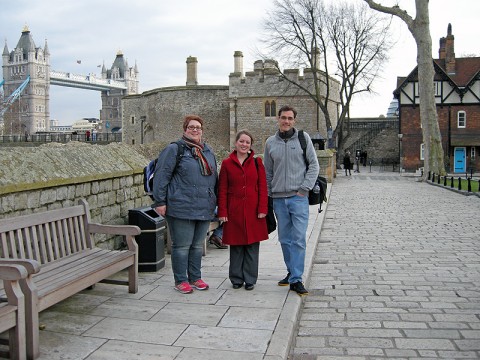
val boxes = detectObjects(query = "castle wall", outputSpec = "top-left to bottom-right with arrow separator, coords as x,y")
122,86 -> 231,153
0,142 -> 153,249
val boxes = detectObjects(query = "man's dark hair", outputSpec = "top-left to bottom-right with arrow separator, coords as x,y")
278,105 -> 297,118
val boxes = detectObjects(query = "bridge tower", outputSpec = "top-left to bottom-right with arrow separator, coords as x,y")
2,26 -> 50,135
98,51 -> 139,133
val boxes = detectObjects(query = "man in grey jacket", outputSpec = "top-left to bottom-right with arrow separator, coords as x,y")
264,105 -> 319,296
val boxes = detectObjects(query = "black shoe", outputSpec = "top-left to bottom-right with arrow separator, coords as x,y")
245,284 -> 254,291
232,283 -> 243,289
290,281 -> 308,296
209,235 -> 228,249
278,272 -> 290,286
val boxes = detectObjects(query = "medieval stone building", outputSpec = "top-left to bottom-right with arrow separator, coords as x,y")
122,51 -> 341,153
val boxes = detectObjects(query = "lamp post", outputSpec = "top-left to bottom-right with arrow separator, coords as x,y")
398,133 -> 403,174
140,116 -> 146,144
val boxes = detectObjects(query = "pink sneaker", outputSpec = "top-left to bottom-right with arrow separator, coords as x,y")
190,279 -> 209,290
174,282 -> 193,294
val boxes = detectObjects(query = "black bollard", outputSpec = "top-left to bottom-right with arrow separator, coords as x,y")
458,177 -> 462,191
437,174 -> 441,184
468,178 -> 471,192
428,171 -> 431,180
451,176 -> 454,188
432,173 -> 435,183
443,175 -> 447,186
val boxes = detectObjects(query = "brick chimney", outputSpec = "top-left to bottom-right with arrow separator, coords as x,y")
186,56 -> 198,86
444,23 -> 456,75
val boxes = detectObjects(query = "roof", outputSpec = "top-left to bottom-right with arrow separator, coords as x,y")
394,56 -> 480,96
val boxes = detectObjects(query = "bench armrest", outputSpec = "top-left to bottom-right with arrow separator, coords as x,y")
0,259 -> 41,276
87,223 -> 141,252
0,263 -> 29,281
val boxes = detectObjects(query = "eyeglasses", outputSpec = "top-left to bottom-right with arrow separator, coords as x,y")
187,125 -> 202,131
279,116 -> 295,121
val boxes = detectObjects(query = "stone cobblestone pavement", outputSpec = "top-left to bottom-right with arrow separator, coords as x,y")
289,170 -> 480,359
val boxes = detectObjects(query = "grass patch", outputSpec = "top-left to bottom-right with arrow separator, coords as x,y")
434,176 -> 480,192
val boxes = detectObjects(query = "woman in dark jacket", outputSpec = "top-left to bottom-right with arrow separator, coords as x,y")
152,115 -> 218,294
217,130 -> 268,290
343,151 -> 352,176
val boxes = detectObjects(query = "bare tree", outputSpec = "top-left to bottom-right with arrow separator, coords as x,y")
364,0 -> 445,177
260,0 -> 393,156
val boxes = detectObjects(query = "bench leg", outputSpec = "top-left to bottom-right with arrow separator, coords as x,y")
128,264 -> 138,294
20,279 -> 39,360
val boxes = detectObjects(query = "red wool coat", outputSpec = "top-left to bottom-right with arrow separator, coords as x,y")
217,151 -> 268,245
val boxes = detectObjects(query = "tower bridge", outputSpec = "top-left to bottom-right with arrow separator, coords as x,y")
49,70 -> 127,91
1,26 -> 139,135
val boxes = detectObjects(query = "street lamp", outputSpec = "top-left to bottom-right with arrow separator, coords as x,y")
140,116 -> 146,144
398,133 -> 403,174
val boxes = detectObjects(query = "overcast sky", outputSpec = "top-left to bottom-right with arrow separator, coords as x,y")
1,0 -> 479,126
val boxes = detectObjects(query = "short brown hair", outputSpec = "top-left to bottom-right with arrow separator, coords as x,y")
278,105 -> 297,118
183,115 -> 204,131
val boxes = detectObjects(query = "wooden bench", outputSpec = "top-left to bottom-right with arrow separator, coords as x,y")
0,261 -> 31,360
0,199 -> 141,360
166,221 -> 221,255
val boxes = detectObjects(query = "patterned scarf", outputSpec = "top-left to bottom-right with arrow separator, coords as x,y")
182,135 -> 213,176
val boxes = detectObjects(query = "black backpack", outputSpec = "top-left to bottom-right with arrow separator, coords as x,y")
298,130 -> 327,212
143,141 -> 184,200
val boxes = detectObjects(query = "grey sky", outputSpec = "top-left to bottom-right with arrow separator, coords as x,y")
1,0 -> 478,125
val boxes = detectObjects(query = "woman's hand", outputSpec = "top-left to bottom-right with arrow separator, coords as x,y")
258,213 -> 266,218
219,216 -> 228,222
154,205 -> 166,217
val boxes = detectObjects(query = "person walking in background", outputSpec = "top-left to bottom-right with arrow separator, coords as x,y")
85,130 -> 91,141
264,105 -> 319,296
152,115 -> 218,294
217,130 -> 268,291
343,150 -> 352,176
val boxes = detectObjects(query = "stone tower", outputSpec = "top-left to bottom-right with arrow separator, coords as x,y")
98,50 -> 139,133
2,26 -> 50,135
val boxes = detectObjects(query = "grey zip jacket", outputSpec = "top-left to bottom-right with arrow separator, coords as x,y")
264,129 -> 319,198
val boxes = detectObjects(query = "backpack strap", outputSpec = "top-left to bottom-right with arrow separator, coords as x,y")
173,141 -> 184,174
298,129 -> 308,170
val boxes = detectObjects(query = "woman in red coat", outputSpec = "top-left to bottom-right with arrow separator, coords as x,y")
218,130 -> 268,290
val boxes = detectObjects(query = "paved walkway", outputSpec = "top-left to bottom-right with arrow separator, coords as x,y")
290,169 -> 480,359
33,185 -> 327,359
25,168 -> 480,359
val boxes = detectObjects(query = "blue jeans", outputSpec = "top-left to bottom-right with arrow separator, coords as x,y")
166,216 -> 210,285
273,195 -> 309,284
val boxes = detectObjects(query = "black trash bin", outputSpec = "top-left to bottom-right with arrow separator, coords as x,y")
128,207 -> 166,272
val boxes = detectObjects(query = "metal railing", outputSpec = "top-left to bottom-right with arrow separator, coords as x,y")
0,132 -> 122,144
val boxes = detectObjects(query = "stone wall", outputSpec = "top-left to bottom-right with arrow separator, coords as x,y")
122,86 -> 231,154
0,142 -> 154,249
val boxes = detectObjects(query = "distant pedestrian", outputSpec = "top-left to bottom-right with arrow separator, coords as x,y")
343,151 -> 352,176
92,129 -> 97,141
85,130 -> 91,141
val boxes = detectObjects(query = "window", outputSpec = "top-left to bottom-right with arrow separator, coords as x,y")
264,100 -> 276,117
420,143 -> 425,160
264,101 -> 271,117
131,116 -> 135,124
458,111 -> 466,128
472,147 -> 476,159
434,81 -> 441,96
270,100 -> 276,116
